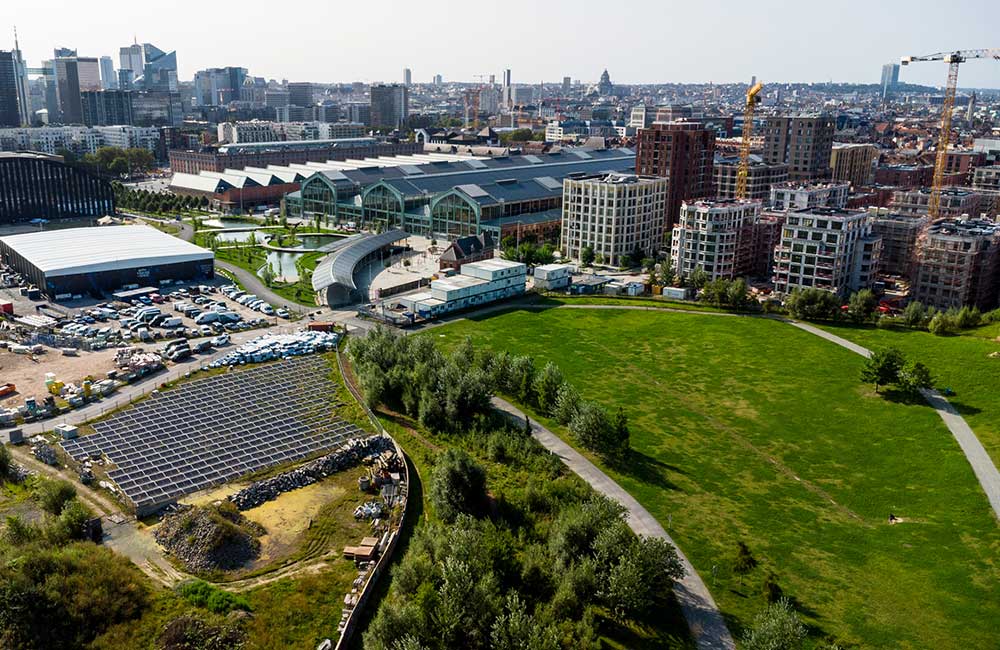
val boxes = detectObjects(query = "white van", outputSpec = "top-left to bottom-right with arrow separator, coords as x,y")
194,311 -> 220,325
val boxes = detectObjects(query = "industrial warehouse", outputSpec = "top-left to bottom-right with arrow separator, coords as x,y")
0,225 -> 214,299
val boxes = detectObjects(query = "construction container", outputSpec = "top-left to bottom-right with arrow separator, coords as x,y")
61,347 -> 78,356
0,300 -> 13,315
55,423 -> 78,439
308,321 -> 335,332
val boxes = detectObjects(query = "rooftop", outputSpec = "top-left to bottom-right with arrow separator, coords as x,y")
927,218 -> 1000,238
0,226 -> 213,276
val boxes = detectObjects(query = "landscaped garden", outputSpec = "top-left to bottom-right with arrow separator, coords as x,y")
427,306 -> 1000,649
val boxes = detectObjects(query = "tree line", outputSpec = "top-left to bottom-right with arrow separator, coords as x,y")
348,329 -> 684,650
113,182 -> 210,214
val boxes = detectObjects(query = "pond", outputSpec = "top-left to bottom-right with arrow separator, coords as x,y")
267,233 -> 344,251
200,218 -> 262,229
211,230 -> 268,244
262,251 -> 305,282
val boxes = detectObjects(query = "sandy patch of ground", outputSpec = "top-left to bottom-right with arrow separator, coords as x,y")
0,347 -> 121,408
245,480 -> 348,564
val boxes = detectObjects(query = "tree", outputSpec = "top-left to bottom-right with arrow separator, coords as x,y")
740,598 -> 807,650
847,289 -> 878,323
762,570 -> 784,603
57,498 -> 94,541
34,478 -> 77,515
688,267 -> 709,290
860,347 -> 905,393
955,306 -> 981,329
784,288 -> 841,321
928,311 -> 957,336
600,535 -> 684,621
580,246 -> 595,268
534,362 -> 564,414
897,360 -> 934,395
610,407 -> 630,458
733,541 -> 758,585
901,301 -> 926,328
658,263 -> 677,288
570,402 -> 616,456
552,382 -> 581,425
0,443 -> 10,479
727,277 -> 749,309
429,449 -> 487,523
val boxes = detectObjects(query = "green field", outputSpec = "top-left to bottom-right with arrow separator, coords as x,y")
818,322 -> 1000,468
429,307 -> 1000,649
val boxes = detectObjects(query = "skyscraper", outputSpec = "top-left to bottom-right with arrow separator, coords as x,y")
192,67 -> 247,106
119,43 -> 144,78
54,57 -> 85,124
287,82 -> 313,108
100,56 -> 118,90
10,29 -> 30,126
0,51 -> 20,127
403,68 -> 412,86
763,113 -> 835,181
635,122 -> 717,230
370,83 -> 408,129
881,62 -> 900,99
141,43 -> 177,91
562,76 -> 571,93
502,68 -> 512,107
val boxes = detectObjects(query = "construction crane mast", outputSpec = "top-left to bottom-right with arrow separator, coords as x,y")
901,49 -> 1000,218
735,82 -> 764,201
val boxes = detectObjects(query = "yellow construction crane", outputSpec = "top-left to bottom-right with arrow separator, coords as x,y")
901,49 -> 999,218
735,82 -> 764,200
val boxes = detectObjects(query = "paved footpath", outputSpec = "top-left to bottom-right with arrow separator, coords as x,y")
492,396 -> 736,650
788,320 -> 1000,520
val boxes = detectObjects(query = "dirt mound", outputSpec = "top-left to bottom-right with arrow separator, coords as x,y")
155,502 -> 265,573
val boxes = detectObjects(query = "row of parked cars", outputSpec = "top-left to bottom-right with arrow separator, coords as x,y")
220,285 -> 290,319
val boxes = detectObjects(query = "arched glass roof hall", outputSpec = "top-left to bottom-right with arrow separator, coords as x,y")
311,229 -> 408,306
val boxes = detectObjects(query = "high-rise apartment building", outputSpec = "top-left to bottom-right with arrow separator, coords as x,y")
910,218 -> 1000,310
502,69 -> 512,108
868,208 -> 928,277
763,113 -> 835,181
772,207 -> 881,296
829,143 -> 878,188
0,51 -> 20,128
670,200 -> 761,280
433,74 -> 443,86
370,84 -> 408,129
99,56 -> 118,90
973,165 -> 1000,192
881,63 -> 900,99
561,173 -> 667,266
770,181 -> 850,211
287,82 -> 313,108
891,187 -> 983,218
634,121 -> 716,230
562,76 -> 571,93
403,68 -> 412,86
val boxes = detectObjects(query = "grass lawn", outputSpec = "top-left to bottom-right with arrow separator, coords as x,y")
817,323 -> 1000,469
428,307 -> 1000,649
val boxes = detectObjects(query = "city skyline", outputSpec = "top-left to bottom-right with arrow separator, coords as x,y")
5,0 -> 999,89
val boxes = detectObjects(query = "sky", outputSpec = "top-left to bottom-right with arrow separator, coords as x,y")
4,0 -> 999,89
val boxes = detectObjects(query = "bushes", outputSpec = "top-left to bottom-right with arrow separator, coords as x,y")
741,598 -> 807,650
34,478 -> 77,516
860,347 -> 933,395
429,449 -> 488,523
177,580 -> 251,614
785,288 -> 841,321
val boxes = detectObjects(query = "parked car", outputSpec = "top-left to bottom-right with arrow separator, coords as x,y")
276,308 -> 289,318
211,334 -> 230,347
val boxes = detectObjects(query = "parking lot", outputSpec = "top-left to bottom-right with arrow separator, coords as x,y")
0,280 -> 293,410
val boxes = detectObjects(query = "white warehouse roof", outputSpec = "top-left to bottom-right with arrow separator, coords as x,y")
0,226 -> 213,277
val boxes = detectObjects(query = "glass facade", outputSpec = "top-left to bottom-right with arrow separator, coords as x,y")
362,184 -> 405,231
0,154 -> 115,224
431,192 -> 481,239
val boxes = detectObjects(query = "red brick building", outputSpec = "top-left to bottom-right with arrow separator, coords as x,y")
635,122 -> 715,229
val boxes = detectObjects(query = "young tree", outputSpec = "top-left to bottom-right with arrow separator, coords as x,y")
429,449 -> 487,523
580,246 -> 595,268
741,598 -> 807,650
897,360 -> 934,395
901,301 -> 926,328
860,347 -> 905,393
569,402 -> 614,455
928,311 -> 957,336
762,570 -> 784,604
534,362 -> 564,414
727,277 -> 749,309
552,382 -> 581,425
688,267 -> 709,290
610,407 -> 630,458
0,443 -> 11,479
847,289 -> 878,323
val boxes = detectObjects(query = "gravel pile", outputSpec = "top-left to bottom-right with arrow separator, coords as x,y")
155,503 -> 265,573
228,436 -> 390,511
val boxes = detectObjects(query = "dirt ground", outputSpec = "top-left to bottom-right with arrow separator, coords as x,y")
0,346 -> 122,408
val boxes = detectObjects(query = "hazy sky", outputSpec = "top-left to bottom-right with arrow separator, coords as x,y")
5,0 -> 999,88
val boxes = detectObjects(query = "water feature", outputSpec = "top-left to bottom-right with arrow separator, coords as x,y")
200,218 -> 262,229
267,233 -> 343,251
262,251 -> 304,282
211,230 -> 268,244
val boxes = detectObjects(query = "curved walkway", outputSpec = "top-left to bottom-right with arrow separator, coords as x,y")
492,396 -> 736,650
787,320 -> 1000,520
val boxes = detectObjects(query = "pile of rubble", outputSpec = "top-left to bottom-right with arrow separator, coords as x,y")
353,501 -> 386,520
154,503 -> 265,573
228,436 -> 391,511
32,443 -> 57,466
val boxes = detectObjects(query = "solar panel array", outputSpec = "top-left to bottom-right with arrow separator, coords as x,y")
61,356 -> 366,514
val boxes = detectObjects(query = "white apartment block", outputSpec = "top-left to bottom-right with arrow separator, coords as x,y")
0,126 -> 159,156
217,120 -> 277,144
772,208 -> 881,297
561,173 -> 667,267
770,181 -> 849,210
670,200 -> 761,280
94,126 -> 160,151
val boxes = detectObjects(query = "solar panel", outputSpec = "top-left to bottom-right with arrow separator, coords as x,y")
59,356 -> 367,513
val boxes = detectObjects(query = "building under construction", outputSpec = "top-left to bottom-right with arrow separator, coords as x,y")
869,209 -> 929,277
910,218 -> 1000,311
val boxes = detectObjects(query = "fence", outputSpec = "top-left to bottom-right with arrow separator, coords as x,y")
333,339 -> 412,650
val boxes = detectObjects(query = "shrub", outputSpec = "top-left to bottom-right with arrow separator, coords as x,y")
741,598 -> 807,650
34,478 -> 77,515
928,312 -> 957,336
177,580 -> 251,614
429,449 -> 488,523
